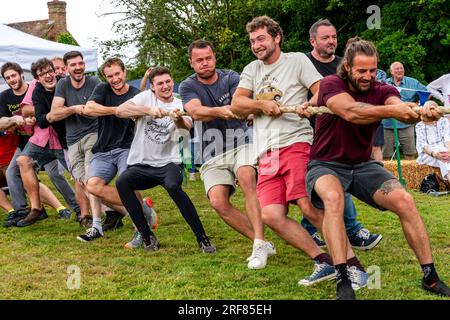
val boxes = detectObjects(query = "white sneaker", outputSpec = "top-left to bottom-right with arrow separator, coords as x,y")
247,241 -> 269,269
246,241 -> 276,262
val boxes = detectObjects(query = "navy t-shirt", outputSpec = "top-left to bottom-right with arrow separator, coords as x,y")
0,87 -> 29,149
87,83 -> 140,153
179,69 -> 248,162
310,75 -> 400,164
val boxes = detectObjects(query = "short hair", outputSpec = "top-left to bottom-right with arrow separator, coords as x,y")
52,56 -> 64,63
246,16 -> 284,47
309,19 -> 335,39
31,58 -> 54,79
188,39 -> 215,59
148,66 -> 172,84
63,51 -> 83,65
337,38 -> 378,80
1,62 -> 23,79
100,57 -> 125,76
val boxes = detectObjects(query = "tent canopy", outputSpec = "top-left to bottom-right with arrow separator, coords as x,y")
0,23 -> 98,72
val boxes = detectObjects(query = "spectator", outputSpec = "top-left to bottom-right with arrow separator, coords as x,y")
383,61 -> 427,160
427,73 -> 450,121
415,115 -> 450,182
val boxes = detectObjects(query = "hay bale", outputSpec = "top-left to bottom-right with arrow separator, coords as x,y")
382,160 -> 447,190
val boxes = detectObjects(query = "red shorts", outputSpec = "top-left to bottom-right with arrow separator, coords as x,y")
257,142 -> 310,208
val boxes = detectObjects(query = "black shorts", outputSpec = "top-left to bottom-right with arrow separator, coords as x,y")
306,160 -> 396,210
372,124 -> 384,147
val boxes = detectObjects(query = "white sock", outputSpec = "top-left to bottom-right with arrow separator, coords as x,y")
93,217 -> 103,234
254,238 -> 266,247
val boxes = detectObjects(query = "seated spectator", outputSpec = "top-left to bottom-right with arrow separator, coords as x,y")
415,115 -> 450,182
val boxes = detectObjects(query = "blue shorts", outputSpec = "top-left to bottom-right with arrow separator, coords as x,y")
22,142 -> 68,171
87,148 -> 129,183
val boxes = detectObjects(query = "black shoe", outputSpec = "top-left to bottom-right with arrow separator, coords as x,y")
77,227 -> 103,242
16,208 -> 47,227
422,279 -> 450,297
198,235 -> 216,254
102,211 -> 124,232
3,209 -> 28,227
336,283 -> 356,300
143,234 -> 160,251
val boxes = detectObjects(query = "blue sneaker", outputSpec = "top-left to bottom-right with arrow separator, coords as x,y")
311,232 -> 326,248
347,266 -> 369,290
349,228 -> 383,250
298,261 -> 337,286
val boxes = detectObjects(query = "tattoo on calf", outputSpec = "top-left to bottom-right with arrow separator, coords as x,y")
379,179 -> 404,195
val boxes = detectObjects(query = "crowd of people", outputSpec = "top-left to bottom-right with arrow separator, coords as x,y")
0,16 -> 449,300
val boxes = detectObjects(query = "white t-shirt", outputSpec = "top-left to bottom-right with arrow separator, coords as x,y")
127,90 -> 192,167
238,52 -> 322,158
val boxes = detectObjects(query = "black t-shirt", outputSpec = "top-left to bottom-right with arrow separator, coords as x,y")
0,87 -> 29,149
306,53 -> 342,130
88,83 -> 140,153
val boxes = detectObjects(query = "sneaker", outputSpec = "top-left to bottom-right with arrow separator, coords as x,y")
347,266 -> 369,290
78,215 -> 93,228
102,211 -> 124,232
298,261 -> 337,286
311,232 -> 326,248
143,234 -> 160,251
247,241 -> 276,262
349,228 -> 383,250
336,283 -> 356,300
3,209 -> 28,228
198,235 -> 216,254
58,208 -> 71,220
16,208 -> 47,227
421,279 -> 450,297
124,230 -> 143,249
247,241 -> 269,269
143,198 -> 158,230
77,227 -> 103,242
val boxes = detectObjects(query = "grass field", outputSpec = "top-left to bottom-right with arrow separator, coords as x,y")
0,172 -> 448,300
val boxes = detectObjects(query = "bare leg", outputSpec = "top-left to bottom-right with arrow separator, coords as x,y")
208,184 -> 254,240
261,203 -> 323,258
236,166 -> 264,240
75,181 -> 90,217
16,155 -> 41,209
0,189 -> 13,211
373,179 -> 433,264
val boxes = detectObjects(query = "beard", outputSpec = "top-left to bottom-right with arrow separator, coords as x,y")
348,72 -> 373,92
253,44 -> 276,61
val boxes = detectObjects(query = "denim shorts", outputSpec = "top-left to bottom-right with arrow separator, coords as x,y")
306,160 -> 396,210
87,148 -> 130,183
21,142 -> 68,171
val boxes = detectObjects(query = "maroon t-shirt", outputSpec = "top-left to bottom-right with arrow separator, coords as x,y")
310,75 -> 400,164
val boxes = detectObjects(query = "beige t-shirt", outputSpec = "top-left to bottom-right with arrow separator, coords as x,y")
238,52 -> 322,158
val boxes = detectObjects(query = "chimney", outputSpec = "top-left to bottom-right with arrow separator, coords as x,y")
47,0 -> 67,36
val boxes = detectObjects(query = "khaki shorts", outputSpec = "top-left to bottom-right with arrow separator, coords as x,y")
383,126 -> 416,158
67,132 -> 98,183
200,144 -> 256,195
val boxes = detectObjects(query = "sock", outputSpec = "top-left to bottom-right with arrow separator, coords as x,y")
421,263 -> 440,286
93,217 -> 103,234
347,256 -> 365,272
56,206 -> 66,213
314,253 -> 333,266
335,263 -> 351,287
254,238 -> 266,247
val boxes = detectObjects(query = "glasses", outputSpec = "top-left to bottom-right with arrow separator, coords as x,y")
37,68 -> 55,78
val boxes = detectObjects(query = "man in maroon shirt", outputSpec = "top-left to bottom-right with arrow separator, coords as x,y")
298,39 -> 449,299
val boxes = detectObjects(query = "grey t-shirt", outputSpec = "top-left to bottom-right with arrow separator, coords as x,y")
179,69 -> 248,162
55,75 -> 100,145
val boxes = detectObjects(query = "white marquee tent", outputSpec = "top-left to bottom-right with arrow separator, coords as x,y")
0,23 -> 98,91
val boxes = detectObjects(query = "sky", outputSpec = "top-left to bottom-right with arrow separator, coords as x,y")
0,0 -> 127,63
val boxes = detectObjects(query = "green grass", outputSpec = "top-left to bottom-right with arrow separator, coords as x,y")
0,172 -> 448,300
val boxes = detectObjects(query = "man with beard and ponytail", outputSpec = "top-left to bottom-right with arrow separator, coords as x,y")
297,38 -> 450,299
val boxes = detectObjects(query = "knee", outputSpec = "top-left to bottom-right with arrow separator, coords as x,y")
321,190 -> 344,207
86,179 -> 103,196
261,209 -> 284,229
393,191 -> 417,216
237,169 -> 256,192
164,181 -> 182,194
209,196 -> 231,216
16,156 -> 33,170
